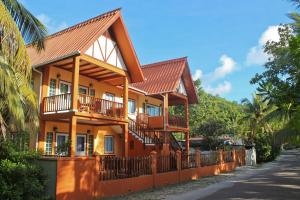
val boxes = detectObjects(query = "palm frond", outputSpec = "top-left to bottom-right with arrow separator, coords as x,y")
1,0 -> 47,50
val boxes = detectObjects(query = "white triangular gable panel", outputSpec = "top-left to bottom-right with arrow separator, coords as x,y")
85,35 -> 127,70
177,78 -> 187,96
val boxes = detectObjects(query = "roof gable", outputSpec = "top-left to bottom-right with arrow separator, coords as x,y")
27,8 -> 144,83
131,57 -> 199,104
85,30 -> 127,70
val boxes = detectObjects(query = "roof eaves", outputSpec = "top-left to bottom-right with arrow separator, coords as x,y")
32,50 -> 81,68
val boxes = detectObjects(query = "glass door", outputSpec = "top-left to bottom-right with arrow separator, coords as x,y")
76,135 -> 86,156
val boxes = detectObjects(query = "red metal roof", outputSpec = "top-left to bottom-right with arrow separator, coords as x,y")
131,57 -> 199,104
27,8 -> 144,82
27,9 -> 120,67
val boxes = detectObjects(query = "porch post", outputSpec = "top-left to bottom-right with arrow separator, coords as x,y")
163,93 -> 169,130
123,76 -> 128,119
37,65 -> 50,152
124,123 -> 129,157
71,56 -> 80,111
69,116 -> 77,157
38,120 -> 46,152
184,99 -> 189,128
185,132 -> 189,154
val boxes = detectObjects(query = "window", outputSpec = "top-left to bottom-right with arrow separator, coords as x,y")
79,86 -> 88,95
88,135 -> 94,156
128,99 -> 136,114
59,81 -> 71,94
104,136 -> 114,154
146,104 -> 161,116
76,135 -> 86,156
45,132 -> 53,155
49,79 -> 56,96
89,89 -> 95,96
105,93 -> 115,101
56,133 -> 69,156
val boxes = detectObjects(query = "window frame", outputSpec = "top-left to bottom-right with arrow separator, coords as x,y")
49,79 -> 57,96
105,92 -> 115,102
146,103 -> 161,116
128,99 -> 136,114
59,80 -> 71,94
104,135 -> 114,154
45,132 -> 53,155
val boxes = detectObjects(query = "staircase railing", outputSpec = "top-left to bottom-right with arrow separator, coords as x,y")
128,117 -> 161,146
169,133 -> 182,151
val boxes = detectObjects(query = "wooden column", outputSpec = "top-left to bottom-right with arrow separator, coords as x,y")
163,93 -> 169,130
184,99 -> 189,128
38,120 -> 46,152
124,123 -> 129,157
37,65 -> 50,152
123,76 -> 128,119
69,116 -> 77,157
71,56 -> 80,111
185,132 -> 190,154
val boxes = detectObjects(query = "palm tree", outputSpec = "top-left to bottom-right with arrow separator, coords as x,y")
241,94 -> 270,144
0,1 -> 47,139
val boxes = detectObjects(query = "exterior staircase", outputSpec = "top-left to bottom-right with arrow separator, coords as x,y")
128,117 -> 162,147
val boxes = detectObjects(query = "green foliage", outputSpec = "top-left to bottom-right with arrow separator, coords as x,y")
254,133 -> 280,163
189,79 -> 244,137
0,140 -> 48,200
0,1 -> 41,139
196,119 -> 226,150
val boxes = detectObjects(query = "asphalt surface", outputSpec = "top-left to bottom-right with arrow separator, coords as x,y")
169,149 -> 300,200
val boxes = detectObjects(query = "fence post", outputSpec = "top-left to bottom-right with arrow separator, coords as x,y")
176,150 -> 182,183
195,148 -> 201,168
151,151 -> 157,188
93,155 -> 100,198
232,149 -> 237,167
219,149 -> 224,164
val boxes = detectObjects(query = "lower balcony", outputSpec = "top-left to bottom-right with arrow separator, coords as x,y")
42,93 -> 124,119
137,113 -> 187,130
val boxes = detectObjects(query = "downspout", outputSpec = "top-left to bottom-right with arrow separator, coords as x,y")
32,66 -> 42,151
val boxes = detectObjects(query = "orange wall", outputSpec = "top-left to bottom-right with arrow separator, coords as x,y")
56,157 -> 96,200
127,133 -> 160,157
52,157 -> 240,200
43,121 -> 124,156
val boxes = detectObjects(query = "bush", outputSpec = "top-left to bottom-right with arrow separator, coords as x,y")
254,134 -> 280,163
0,140 -> 48,200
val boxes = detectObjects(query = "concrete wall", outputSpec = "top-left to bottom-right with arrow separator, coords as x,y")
39,149 -> 246,200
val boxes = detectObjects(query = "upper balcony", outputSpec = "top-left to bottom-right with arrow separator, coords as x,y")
42,93 -> 124,119
39,54 -> 129,122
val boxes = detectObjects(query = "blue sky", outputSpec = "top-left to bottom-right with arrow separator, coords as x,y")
23,0 -> 295,102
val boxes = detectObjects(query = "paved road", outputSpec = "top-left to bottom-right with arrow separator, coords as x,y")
169,150 -> 300,200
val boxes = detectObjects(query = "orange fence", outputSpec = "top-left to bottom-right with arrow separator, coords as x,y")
41,149 -> 246,200
99,156 -> 152,180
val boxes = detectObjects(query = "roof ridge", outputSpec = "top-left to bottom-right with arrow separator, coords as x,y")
44,8 -> 121,41
142,56 -> 187,68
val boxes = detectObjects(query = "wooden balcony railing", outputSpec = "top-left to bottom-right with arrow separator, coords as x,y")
42,93 -> 124,118
43,93 -> 71,113
78,94 -> 124,118
168,115 -> 187,128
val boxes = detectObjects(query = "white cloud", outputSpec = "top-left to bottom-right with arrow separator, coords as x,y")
192,54 -> 236,96
192,69 -> 203,80
208,54 -> 237,81
37,14 -> 68,34
246,25 -> 280,66
205,81 -> 232,95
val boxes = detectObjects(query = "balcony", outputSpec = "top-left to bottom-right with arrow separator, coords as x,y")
42,93 -> 124,119
137,113 -> 187,130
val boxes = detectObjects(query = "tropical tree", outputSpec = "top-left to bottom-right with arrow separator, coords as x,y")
0,0 -> 47,139
241,94 -> 271,144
